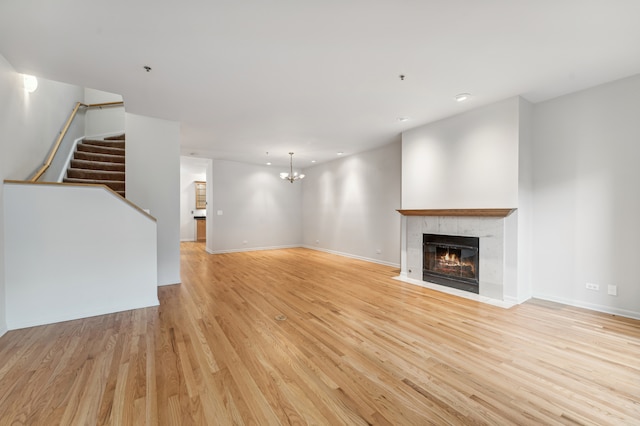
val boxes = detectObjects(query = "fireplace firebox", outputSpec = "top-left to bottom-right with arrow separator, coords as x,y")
423,234 -> 479,294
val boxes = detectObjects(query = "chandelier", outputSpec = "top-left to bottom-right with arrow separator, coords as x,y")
280,152 -> 305,183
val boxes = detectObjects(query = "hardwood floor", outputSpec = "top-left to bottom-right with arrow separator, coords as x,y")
0,243 -> 638,425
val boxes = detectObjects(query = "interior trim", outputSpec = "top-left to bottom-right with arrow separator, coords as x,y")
397,209 -> 515,217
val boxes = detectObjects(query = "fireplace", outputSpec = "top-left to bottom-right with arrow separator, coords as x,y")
423,234 -> 480,294
400,213 -> 510,301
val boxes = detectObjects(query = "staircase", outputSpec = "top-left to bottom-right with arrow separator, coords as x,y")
63,134 -> 126,197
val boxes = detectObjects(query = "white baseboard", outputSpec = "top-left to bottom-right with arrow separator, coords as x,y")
207,244 -> 301,254
302,245 -> 400,268
86,130 -> 126,139
532,292 -> 640,320
6,298 -> 159,331
503,294 -> 532,305
204,244 -> 401,269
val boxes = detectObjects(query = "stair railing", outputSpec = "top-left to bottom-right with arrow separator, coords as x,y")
30,101 -> 124,182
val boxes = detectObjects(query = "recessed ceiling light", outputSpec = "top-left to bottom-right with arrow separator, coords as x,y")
337,152 -> 344,156
455,93 -> 472,102
311,160 -> 316,163
397,117 -> 410,122
266,162 -> 271,166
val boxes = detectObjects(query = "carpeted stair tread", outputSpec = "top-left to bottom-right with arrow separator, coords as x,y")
67,168 -> 125,180
104,134 -> 125,141
70,159 -> 125,172
82,139 -> 125,149
63,178 -> 125,191
74,151 -> 125,163
65,135 -> 127,197
77,143 -> 125,156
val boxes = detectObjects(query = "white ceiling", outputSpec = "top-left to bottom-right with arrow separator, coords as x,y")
1,1 -> 640,168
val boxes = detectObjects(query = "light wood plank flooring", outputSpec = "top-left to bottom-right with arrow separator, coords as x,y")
0,243 -> 639,425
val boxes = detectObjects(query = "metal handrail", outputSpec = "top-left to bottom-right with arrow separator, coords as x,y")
30,101 -> 124,182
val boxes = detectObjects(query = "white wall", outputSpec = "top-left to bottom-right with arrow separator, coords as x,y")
402,97 -> 520,209
180,156 -> 208,241
126,113 -> 181,286
84,88 -> 124,137
516,98 -> 534,303
502,98 -> 535,303
532,74 -> 640,318
4,183 -> 158,329
39,97 -> 86,183
0,59 -> 85,184
302,141 -> 402,266
399,97 -> 533,303
208,160 -> 302,253
0,53 -> 85,336
206,159 -> 214,252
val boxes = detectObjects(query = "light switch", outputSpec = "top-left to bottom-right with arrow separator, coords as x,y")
217,210 -> 223,216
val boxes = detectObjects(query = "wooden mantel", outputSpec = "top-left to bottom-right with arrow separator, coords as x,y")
397,208 -> 515,217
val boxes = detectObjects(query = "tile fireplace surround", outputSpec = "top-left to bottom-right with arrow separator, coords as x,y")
398,209 -> 515,305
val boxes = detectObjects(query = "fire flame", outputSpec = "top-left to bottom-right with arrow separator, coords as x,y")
437,250 -> 475,275
443,252 -> 458,262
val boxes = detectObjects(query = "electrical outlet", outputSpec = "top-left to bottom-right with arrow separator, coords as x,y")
376,249 -> 382,254
607,285 -> 617,296
586,283 -> 599,291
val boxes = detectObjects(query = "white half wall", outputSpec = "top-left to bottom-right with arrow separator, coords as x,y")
532,74 -> 640,319
208,160 -> 302,253
180,156 -> 208,242
126,113 -> 181,286
302,141 -> 402,266
0,53 -> 85,336
4,183 -> 158,329
402,97 -> 520,209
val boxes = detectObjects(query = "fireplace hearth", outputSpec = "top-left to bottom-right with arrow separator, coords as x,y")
423,234 -> 479,294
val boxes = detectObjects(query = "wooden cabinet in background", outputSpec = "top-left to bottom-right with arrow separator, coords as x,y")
196,218 -> 206,242
195,181 -> 206,209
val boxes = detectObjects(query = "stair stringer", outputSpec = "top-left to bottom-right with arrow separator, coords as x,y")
56,135 -> 84,182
